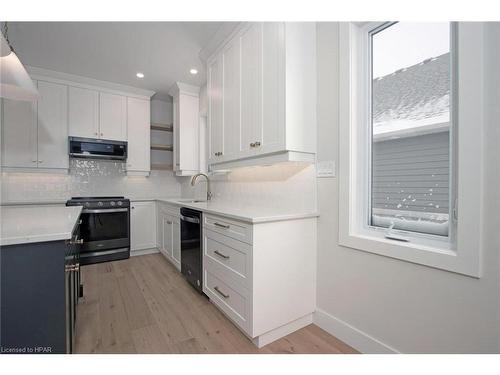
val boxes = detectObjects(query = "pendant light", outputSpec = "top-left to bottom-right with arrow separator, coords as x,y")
0,22 -> 39,101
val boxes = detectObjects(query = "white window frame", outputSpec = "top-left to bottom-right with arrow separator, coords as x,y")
338,22 -> 484,277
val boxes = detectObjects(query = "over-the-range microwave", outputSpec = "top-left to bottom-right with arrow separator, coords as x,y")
68,136 -> 127,161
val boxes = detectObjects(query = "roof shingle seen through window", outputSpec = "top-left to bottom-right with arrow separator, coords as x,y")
372,53 -> 450,127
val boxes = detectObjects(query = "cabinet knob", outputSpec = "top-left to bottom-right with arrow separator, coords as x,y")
100,133 -> 104,137
255,141 -> 261,147
250,143 -> 255,148
38,160 -> 43,163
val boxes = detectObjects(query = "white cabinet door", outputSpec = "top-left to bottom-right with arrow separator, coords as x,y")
240,23 -> 262,155
222,38 -> 241,161
208,54 -> 223,162
172,218 -> 181,268
260,22 -> 285,154
37,81 -> 69,169
1,84 -> 38,168
68,86 -> 99,139
99,92 -> 127,141
162,215 -> 174,258
130,201 -> 157,252
172,94 -> 180,170
126,97 -> 150,172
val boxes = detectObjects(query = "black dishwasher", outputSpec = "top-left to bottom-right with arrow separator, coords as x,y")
180,208 -> 203,293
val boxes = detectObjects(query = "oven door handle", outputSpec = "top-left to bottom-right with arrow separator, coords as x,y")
180,215 -> 200,224
82,208 -> 129,214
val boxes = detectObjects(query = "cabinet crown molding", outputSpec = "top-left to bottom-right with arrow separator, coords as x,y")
26,66 -> 155,99
168,82 -> 201,97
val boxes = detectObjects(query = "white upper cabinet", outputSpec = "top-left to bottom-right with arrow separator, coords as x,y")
207,56 -> 223,163
2,67 -> 154,174
240,23 -> 263,156
222,37 -> 241,161
206,22 -> 316,168
68,86 -> 99,138
1,79 -> 69,171
1,83 -> 38,169
169,82 -> 200,176
37,81 -> 69,169
99,92 -> 127,141
126,97 -> 150,174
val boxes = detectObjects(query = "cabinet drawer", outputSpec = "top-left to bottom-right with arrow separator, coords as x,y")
203,214 -> 252,244
204,269 -> 250,333
204,229 -> 251,288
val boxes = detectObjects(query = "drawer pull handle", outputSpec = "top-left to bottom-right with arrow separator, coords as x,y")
214,250 -> 230,259
214,286 -> 229,299
214,222 -> 230,229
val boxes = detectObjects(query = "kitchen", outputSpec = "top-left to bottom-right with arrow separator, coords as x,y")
1,8 -> 500,369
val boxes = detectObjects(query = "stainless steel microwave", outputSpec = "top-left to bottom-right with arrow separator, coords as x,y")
68,137 -> 127,161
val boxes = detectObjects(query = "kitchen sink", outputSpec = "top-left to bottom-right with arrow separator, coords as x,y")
176,199 -> 207,203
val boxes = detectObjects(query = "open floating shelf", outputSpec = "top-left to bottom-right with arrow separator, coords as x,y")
151,123 -> 173,132
151,163 -> 173,171
151,144 -> 173,151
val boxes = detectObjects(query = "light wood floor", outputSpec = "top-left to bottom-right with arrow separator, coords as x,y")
75,253 -> 358,354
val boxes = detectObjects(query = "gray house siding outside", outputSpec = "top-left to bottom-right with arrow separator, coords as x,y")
372,131 -> 450,215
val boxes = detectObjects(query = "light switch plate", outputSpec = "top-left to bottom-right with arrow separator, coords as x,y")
317,160 -> 336,178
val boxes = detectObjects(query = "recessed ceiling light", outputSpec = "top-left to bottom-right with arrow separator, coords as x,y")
136,72 -> 144,78
190,68 -> 198,75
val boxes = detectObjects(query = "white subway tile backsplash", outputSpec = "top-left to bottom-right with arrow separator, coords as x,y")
1,159 -> 183,203
182,163 -> 317,212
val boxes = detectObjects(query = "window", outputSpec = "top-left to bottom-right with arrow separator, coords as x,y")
369,22 -> 453,238
338,22 -> 484,277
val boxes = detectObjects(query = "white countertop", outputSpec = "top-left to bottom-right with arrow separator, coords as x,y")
157,198 -> 319,223
0,205 -> 82,246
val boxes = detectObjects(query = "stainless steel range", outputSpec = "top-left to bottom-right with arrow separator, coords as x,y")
66,197 -> 130,265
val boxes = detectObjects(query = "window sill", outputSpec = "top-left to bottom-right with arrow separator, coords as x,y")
338,227 -> 478,277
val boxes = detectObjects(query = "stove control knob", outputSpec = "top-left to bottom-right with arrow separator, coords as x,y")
110,201 -> 116,206
117,201 -> 123,206
98,201 -> 104,207
85,202 -> 90,207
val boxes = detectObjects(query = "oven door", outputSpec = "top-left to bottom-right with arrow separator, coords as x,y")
79,208 -> 130,252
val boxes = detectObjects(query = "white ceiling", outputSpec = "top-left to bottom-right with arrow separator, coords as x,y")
6,22 -> 223,99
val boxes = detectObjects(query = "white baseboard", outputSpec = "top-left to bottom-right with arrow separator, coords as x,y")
130,248 -> 160,257
253,314 -> 313,348
313,308 -> 399,353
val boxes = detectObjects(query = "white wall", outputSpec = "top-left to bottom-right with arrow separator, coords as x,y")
314,22 -> 500,353
151,98 -> 173,125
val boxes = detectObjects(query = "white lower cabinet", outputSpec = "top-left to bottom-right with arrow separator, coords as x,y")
202,213 -> 317,347
130,201 -> 157,253
156,202 -> 181,270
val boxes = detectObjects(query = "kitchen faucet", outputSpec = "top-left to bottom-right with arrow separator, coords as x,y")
190,173 -> 212,201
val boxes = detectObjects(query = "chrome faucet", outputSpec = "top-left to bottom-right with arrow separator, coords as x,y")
191,173 -> 212,201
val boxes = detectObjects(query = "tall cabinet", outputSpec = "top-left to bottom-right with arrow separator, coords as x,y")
206,22 -> 316,169
169,82 -> 200,176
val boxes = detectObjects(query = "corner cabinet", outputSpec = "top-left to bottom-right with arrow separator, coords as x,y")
156,202 -> 181,270
206,22 -> 316,169
1,80 -> 69,172
130,201 -> 157,253
169,82 -> 200,176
